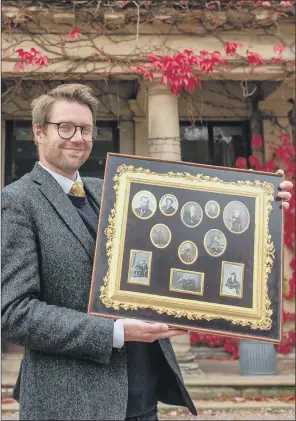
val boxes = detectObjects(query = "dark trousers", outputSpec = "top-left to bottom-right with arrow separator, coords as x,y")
125,407 -> 158,421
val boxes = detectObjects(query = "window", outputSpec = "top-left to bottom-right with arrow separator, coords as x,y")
5,120 -> 37,186
4,120 -> 119,186
180,121 -> 251,168
79,122 -> 119,178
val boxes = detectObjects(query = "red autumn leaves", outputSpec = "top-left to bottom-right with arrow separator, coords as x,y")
190,332 -> 240,359
224,41 -> 242,56
137,50 -> 229,95
236,134 -> 264,170
14,31 -> 289,86
236,132 -> 295,176
206,0 -> 295,8
13,29 -> 82,72
69,29 -> 82,39
136,42 -> 289,95
14,48 -> 49,72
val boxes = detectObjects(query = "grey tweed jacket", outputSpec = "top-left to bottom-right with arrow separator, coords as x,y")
1,163 -> 196,421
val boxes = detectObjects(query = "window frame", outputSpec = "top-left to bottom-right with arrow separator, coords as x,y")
180,120 -> 252,167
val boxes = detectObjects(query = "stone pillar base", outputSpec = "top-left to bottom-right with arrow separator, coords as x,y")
179,361 -> 204,376
171,334 -> 204,375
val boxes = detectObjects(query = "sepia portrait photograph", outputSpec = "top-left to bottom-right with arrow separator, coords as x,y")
127,250 -> 152,285
220,261 -> 244,298
204,229 -> 227,257
150,224 -> 171,248
159,194 -> 178,216
223,200 -> 250,234
170,269 -> 204,296
132,190 -> 157,219
205,200 -> 220,219
178,241 -> 198,265
181,201 -> 203,227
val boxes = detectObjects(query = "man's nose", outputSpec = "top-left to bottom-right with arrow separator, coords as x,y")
70,127 -> 84,142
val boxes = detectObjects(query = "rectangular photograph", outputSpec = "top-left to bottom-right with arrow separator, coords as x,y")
170,269 -> 204,296
127,250 -> 152,286
220,262 -> 244,299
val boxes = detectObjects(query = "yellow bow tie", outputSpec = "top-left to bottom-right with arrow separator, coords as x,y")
70,182 -> 85,198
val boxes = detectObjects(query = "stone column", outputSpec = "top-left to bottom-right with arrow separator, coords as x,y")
147,82 -> 199,372
107,93 -> 135,155
133,117 -> 149,157
119,118 -> 135,155
129,95 -> 149,157
147,83 -> 181,160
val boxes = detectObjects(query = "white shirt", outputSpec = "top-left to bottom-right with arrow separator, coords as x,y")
38,161 -> 83,194
38,162 -> 124,348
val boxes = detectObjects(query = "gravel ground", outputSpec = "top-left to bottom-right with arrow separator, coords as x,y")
2,408 -> 295,420
159,408 -> 295,420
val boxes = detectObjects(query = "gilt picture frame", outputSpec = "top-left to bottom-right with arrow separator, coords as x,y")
88,153 -> 284,343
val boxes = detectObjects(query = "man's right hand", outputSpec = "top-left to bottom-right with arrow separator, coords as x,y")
122,319 -> 187,343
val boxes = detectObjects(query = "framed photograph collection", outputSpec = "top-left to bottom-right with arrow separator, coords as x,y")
88,153 -> 284,343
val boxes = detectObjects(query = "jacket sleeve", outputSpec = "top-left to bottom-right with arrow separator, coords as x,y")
1,189 -> 114,364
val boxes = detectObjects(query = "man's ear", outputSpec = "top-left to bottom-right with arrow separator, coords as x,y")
32,124 -> 44,146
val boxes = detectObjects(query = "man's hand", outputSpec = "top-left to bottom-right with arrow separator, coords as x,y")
275,169 -> 293,210
249,168 -> 293,210
122,319 -> 187,343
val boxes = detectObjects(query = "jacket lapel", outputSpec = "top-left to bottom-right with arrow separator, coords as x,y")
30,163 -> 95,260
82,177 -> 103,210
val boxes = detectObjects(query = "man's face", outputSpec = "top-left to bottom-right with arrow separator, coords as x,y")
34,100 -> 93,179
166,198 -> 173,207
233,209 -> 239,217
210,205 -> 216,212
189,205 -> 195,212
141,198 -> 149,209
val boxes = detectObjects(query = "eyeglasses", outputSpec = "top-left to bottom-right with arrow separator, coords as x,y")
45,122 -> 100,142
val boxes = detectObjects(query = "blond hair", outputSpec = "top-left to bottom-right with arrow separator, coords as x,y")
31,83 -> 99,127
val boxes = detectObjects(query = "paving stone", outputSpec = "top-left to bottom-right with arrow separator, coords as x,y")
259,387 -> 296,398
187,387 -> 238,400
241,388 -> 261,398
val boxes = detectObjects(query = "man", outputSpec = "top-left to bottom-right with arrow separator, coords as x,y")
133,260 -> 142,277
1,83 -> 292,421
134,196 -> 152,217
161,197 -> 176,215
141,260 -> 149,277
182,275 -> 194,292
207,203 -> 218,218
229,208 -> 242,232
209,233 -> 223,255
1,84 -> 193,421
225,272 -> 241,296
153,227 -> 168,246
183,204 -> 200,226
180,244 -> 194,263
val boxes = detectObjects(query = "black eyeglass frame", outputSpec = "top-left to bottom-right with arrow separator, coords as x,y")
45,121 -> 100,142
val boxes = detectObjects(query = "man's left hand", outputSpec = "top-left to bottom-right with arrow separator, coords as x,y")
276,169 -> 293,210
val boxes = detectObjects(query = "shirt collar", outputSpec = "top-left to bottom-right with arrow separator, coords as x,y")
38,161 -> 83,195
